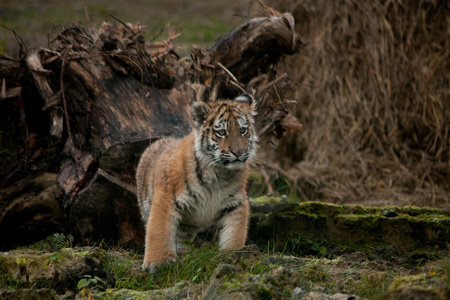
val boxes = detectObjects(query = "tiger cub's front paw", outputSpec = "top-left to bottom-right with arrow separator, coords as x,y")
142,253 -> 176,274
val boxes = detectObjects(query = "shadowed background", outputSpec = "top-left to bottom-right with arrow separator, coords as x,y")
1,0 -> 448,209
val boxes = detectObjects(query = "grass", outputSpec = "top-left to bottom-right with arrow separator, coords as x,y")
2,233 -> 448,298
101,243 -> 394,298
0,0 -> 248,55
22,233 -> 74,252
103,244 -> 223,290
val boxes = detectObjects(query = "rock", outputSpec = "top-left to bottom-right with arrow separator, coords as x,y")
249,200 -> 450,253
203,261 -> 309,299
202,264 -> 244,299
374,272 -> 450,300
249,195 -> 292,214
211,264 -> 243,280
171,283 -> 208,300
0,288 -> 58,300
292,287 -> 304,299
388,272 -> 448,291
0,247 -> 114,292
93,287 -> 191,300
268,266 -> 301,287
218,244 -> 262,267
375,287 -> 450,300
304,291 -> 361,300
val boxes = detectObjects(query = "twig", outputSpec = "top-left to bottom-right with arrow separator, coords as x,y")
229,80 -> 247,94
149,28 -> 164,43
217,62 -> 239,83
260,72 -> 287,90
60,59 -> 71,140
1,25 -> 28,54
216,62 -> 247,93
84,7 -> 93,27
256,0 -> 282,17
60,58 -> 80,174
110,14 -> 136,36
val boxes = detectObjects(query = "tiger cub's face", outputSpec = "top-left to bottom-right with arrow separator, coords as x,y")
191,94 -> 257,169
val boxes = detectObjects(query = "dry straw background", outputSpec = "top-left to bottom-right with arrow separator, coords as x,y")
266,0 -> 449,208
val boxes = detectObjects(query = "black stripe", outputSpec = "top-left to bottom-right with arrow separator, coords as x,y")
175,198 -> 186,216
194,154 -> 205,185
185,168 -> 199,204
201,128 -> 210,150
163,167 -> 169,193
217,103 -> 227,113
179,223 -> 198,230
215,202 -> 241,221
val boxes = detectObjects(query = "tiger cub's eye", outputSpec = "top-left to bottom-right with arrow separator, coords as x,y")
216,129 -> 227,137
239,127 -> 247,135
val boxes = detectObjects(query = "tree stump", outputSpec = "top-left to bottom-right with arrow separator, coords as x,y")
0,12 -> 303,249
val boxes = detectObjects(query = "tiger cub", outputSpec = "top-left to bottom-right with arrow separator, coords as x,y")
136,94 -> 257,272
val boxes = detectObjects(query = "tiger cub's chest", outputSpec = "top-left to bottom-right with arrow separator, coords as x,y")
176,178 -> 244,228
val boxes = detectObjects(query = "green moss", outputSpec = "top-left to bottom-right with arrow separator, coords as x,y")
256,285 -> 276,300
60,247 -> 106,262
0,288 -> 57,300
346,205 -> 379,215
220,276 -> 244,290
388,273 -> 447,290
251,196 -> 289,205
339,214 -> 382,231
253,200 -> 449,255
397,206 -> 450,218
293,201 -> 346,217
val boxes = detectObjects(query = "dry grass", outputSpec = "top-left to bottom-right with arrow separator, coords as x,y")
265,0 -> 449,208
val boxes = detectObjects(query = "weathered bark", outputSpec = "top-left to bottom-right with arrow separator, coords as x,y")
0,13 -> 303,249
0,173 -> 65,250
206,13 -> 300,84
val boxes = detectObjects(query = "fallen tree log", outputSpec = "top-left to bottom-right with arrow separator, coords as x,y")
0,12 -> 303,249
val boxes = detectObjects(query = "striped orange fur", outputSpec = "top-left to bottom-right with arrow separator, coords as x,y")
136,94 -> 257,273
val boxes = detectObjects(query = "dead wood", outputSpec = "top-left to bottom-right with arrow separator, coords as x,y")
205,13 -> 301,84
0,173 -> 65,250
0,13 -> 302,249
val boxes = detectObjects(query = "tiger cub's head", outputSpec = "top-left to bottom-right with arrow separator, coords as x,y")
191,94 -> 258,169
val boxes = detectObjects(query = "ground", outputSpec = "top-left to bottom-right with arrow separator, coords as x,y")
1,199 -> 449,299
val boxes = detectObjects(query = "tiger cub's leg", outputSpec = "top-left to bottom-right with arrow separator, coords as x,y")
142,191 -> 178,273
218,198 -> 250,250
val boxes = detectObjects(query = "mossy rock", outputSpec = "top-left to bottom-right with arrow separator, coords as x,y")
95,287 -> 183,299
0,247 -> 113,293
0,288 -> 58,300
388,272 -> 448,290
249,199 -> 450,254
375,287 -> 450,300
202,264 -> 300,300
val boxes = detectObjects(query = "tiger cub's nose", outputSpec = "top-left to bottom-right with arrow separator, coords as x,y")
231,149 -> 244,157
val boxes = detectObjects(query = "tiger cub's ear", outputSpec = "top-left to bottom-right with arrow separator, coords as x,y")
234,93 -> 253,105
235,93 -> 256,116
191,101 -> 211,129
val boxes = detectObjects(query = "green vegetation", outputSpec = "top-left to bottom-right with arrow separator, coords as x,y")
104,244 -> 222,290
1,233 -> 449,299
24,233 -> 74,252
